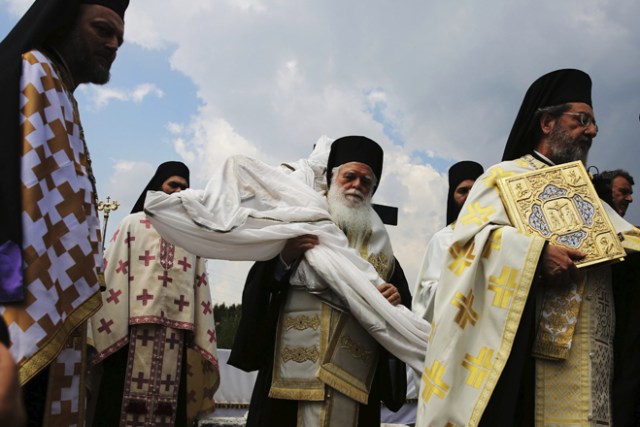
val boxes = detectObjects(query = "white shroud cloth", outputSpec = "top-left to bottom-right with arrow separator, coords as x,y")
144,154 -> 430,372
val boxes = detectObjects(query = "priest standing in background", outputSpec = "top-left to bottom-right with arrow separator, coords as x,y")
91,162 -> 219,427
412,160 -> 484,323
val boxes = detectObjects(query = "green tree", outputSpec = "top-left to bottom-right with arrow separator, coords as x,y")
213,303 -> 242,349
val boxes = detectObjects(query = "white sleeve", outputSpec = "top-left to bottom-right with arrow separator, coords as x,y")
412,226 -> 452,322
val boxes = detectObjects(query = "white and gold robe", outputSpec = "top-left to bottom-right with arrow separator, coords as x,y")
1,49 -> 103,426
416,154 -> 640,427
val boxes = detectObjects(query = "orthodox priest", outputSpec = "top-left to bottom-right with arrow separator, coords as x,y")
416,69 -> 640,426
0,1 -> 127,425
413,160 -> 484,322
91,162 -> 219,427
229,136 -> 412,426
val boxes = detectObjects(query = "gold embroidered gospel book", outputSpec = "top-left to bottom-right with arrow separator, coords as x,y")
497,160 -> 625,268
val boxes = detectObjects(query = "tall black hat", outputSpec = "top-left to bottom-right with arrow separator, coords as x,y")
131,161 -> 190,214
446,161 -> 484,225
502,69 -> 592,161
82,0 -> 129,20
326,136 -> 384,194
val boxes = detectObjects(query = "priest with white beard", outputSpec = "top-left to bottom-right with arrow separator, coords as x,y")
228,136 -> 412,427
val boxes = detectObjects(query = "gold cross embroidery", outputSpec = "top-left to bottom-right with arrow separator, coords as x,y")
460,203 -> 496,227
448,241 -> 476,276
451,289 -> 478,329
421,360 -> 450,404
462,347 -> 494,389
482,166 -> 515,187
488,266 -> 519,308
482,228 -> 503,258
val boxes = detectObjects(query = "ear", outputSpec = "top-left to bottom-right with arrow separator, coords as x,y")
539,113 -> 556,136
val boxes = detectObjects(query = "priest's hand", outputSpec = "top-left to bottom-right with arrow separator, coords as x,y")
541,245 -> 586,286
377,283 -> 401,306
281,234 -> 320,265
0,344 -> 25,427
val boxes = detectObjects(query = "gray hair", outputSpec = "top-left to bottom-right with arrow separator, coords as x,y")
330,165 -> 378,189
535,103 -> 572,119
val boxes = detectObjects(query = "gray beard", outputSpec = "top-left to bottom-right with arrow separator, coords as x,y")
546,125 -> 591,165
327,185 -> 373,247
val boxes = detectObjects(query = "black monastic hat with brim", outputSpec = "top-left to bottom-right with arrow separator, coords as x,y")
502,69 -> 592,161
326,136 -> 384,194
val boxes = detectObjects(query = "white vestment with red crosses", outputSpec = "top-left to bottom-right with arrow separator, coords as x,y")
91,212 -> 219,424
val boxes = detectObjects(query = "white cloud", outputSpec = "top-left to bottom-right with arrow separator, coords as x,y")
167,122 -> 184,135
6,0 -> 637,298
4,0 -> 29,17
226,0 -> 267,13
168,104 -> 264,184
131,83 -> 164,103
118,0 -> 640,287
100,160 -> 156,243
86,83 -> 164,110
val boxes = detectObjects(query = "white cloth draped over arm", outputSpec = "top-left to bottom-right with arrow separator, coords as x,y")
144,155 -> 430,372
412,225 -> 453,323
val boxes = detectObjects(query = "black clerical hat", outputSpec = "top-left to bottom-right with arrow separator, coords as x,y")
82,0 -> 130,20
326,136 -> 384,194
502,69 -> 592,161
446,161 -> 484,225
131,161 -> 190,213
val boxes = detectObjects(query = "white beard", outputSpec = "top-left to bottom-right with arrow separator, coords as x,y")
327,185 -> 373,248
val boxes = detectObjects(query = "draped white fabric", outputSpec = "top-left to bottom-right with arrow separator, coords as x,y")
144,154 -> 430,371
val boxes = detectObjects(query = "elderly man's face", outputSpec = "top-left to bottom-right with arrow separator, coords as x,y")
333,162 -> 375,207
611,176 -> 633,217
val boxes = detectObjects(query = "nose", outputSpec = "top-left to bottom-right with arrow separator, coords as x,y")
352,178 -> 370,195
585,122 -> 598,138
105,35 -> 120,53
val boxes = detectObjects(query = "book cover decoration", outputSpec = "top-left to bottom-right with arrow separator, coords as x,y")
497,161 -> 625,268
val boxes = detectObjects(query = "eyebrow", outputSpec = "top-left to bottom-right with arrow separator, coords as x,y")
343,169 -> 372,177
93,18 -> 125,46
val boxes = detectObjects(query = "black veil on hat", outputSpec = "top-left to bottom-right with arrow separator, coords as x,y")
446,160 -> 484,225
502,69 -> 592,161
326,136 -> 384,194
0,0 -> 128,302
131,162 -> 190,214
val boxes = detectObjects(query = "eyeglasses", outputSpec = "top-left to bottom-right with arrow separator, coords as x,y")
560,112 -> 598,131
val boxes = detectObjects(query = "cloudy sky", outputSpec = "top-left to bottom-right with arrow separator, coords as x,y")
2,0 -> 639,305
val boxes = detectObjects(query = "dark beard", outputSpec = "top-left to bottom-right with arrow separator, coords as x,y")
59,30 -> 111,85
546,125 -> 591,165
